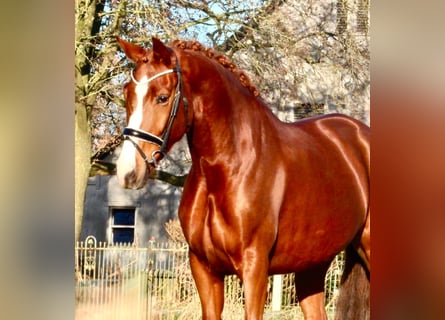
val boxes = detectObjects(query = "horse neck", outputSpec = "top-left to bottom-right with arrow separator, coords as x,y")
182,57 -> 278,162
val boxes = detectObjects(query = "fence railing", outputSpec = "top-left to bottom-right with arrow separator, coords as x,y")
75,236 -> 344,319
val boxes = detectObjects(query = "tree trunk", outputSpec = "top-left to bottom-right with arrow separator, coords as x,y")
75,0 -> 126,241
75,100 -> 91,242
74,0 -> 105,241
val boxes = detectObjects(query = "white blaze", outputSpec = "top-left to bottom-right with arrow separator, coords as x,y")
117,77 -> 149,184
128,78 -> 149,129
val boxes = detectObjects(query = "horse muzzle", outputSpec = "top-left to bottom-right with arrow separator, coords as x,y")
116,137 -> 160,189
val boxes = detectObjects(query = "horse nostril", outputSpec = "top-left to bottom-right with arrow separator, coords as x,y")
124,171 -> 137,188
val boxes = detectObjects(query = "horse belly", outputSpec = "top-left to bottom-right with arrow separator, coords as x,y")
268,194 -> 366,274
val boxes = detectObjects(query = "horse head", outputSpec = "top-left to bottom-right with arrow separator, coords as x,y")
116,37 -> 190,189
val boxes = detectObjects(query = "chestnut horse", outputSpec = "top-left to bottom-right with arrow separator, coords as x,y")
116,37 -> 370,320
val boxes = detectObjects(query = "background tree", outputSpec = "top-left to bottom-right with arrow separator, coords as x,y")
75,0 -> 129,242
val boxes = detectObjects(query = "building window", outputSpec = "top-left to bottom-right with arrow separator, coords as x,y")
110,207 -> 135,244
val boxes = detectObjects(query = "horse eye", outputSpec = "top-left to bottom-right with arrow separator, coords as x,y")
156,95 -> 169,104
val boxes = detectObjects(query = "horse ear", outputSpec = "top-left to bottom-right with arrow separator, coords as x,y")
116,37 -> 148,63
152,37 -> 172,66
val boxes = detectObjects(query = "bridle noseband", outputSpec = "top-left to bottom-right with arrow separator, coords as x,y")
123,54 -> 189,169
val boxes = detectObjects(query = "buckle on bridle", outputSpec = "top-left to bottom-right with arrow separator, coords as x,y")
150,150 -> 163,167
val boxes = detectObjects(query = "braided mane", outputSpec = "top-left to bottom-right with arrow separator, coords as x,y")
170,40 -> 260,97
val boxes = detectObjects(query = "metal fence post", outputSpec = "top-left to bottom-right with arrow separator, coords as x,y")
271,274 -> 283,312
145,238 -> 155,319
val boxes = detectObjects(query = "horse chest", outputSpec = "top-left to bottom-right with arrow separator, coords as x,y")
200,214 -> 231,266
184,192 -> 259,273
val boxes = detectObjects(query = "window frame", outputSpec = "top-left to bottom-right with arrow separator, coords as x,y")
108,206 -> 136,244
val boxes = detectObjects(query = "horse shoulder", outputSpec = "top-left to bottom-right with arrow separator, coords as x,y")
178,168 -> 208,247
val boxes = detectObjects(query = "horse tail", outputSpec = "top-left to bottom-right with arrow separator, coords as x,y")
334,246 -> 370,320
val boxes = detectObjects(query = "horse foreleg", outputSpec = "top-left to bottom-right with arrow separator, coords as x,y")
239,249 -> 269,319
294,263 -> 331,320
189,251 -> 225,320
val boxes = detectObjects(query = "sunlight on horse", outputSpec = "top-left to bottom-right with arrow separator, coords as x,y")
116,37 -> 370,320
